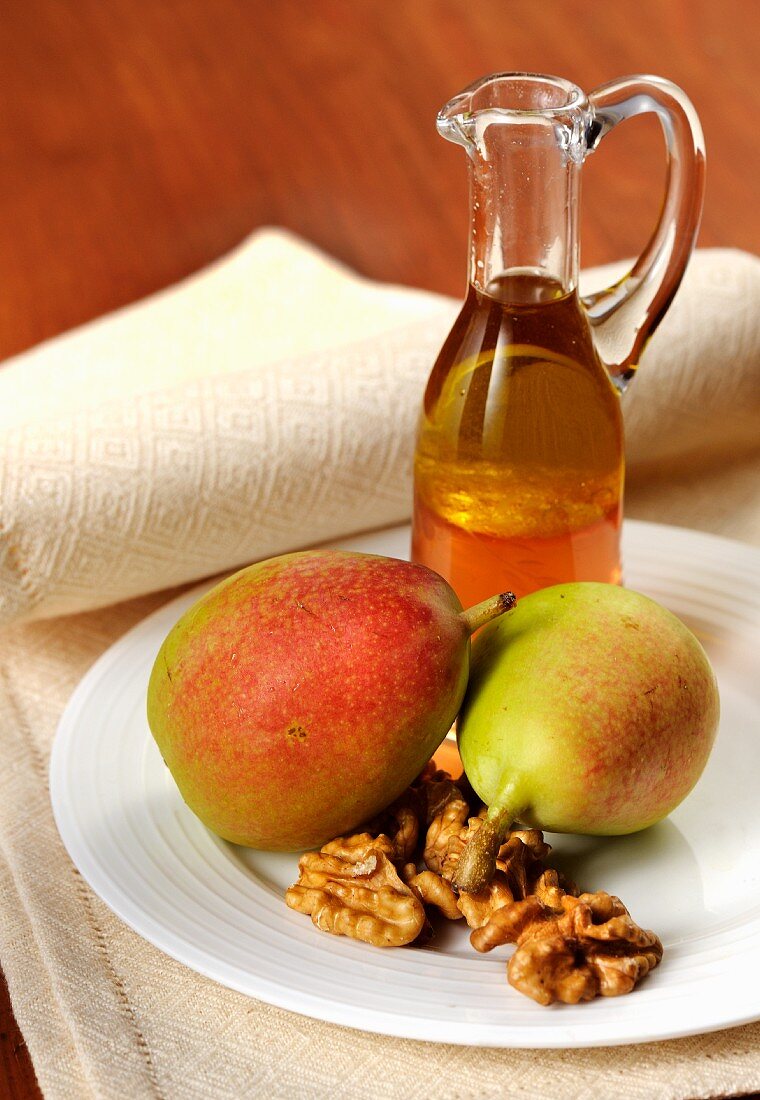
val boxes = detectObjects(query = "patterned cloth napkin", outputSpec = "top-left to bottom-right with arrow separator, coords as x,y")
1,232 -> 758,626
1,231 -> 759,1099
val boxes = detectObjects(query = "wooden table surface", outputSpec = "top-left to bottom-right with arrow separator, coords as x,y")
1,1 -> 758,1095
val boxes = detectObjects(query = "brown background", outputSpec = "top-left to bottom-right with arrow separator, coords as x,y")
1,0 -> 758,1094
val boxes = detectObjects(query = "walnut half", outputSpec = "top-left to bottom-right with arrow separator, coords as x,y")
457,829 -> 575,930
471,890 -> 663,1005
402,867 -> 462,921
285,839 -> 426,948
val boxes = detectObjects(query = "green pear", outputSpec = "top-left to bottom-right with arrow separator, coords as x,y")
454,582 -> 719,893
147,549 -> 514,851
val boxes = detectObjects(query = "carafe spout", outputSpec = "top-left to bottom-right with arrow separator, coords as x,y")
437,73 -> 589,299
436,92 -> 481,161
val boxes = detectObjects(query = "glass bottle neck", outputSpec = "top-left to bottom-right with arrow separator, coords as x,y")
467,127 -> 581,302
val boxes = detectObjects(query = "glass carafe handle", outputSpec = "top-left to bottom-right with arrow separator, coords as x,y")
582,75 -> 706,387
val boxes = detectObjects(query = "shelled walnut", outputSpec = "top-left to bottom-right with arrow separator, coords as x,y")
402,866 -> 462,921
364,787 -> 425,864
423,793 -> 472,875
456,833 -> 562,928
285,839 -> 426,948
471,890 -> 663,1005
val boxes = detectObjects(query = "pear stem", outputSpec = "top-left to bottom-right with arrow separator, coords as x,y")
452,805 -> 516,894
459,592 -> 516,636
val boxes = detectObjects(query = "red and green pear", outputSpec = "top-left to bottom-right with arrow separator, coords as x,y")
454,582 -> 720,893
147,550 -> 513,851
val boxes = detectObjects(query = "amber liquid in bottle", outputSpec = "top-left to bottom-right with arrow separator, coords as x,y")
412,273 -> 624,607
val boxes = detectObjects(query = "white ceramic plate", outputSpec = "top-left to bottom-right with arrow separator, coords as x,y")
50,521 -> 760,1048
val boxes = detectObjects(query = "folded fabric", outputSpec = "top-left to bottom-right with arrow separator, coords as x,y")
1,232 -> 758,627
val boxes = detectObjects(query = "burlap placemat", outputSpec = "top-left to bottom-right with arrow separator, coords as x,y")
1,233 -> 759,1098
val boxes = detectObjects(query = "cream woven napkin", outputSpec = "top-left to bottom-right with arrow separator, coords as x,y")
1,232 -> 760,1100
1,232 -> 758,626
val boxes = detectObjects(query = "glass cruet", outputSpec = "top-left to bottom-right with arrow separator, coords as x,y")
411,72 -> 705,606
